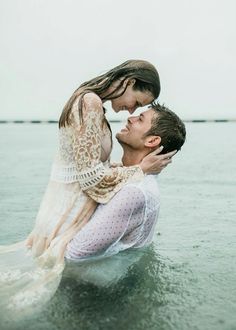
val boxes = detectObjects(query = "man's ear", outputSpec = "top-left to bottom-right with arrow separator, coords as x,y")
144,136 -> 161,148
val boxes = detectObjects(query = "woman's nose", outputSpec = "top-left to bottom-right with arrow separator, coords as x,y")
128,108 -> 136,114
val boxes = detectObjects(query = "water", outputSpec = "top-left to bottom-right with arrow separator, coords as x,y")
0,122 -> 235,330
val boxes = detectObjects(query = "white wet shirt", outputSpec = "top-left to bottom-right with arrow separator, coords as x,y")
65,175 -> 160,261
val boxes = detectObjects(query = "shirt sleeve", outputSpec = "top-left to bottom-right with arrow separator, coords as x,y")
65,185 -> 145,260
70,93 -> 144,203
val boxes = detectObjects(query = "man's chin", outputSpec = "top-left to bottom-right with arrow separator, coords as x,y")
116,134 -> 131,148
115,133 -> 121,142
116,134 -> 125,144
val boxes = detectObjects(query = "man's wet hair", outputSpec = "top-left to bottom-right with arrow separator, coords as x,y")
145,103 -> 186,154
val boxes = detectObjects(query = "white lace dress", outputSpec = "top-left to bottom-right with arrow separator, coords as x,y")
0,92 -> 144,317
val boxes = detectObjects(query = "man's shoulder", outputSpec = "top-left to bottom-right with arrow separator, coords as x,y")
125,175 -> 159,198
136,174 -> 159,191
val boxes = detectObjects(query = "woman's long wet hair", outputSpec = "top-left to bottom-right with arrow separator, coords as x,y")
59,59 -> 161,128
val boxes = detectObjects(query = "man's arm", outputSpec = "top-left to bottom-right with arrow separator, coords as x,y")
65,185 -> 145,260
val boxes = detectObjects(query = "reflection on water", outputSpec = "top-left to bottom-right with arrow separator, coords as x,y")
2,246 -> 175,330
52,247 -> 163,330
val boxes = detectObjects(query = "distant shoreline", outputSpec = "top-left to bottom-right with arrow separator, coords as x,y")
0,119 -> 236,124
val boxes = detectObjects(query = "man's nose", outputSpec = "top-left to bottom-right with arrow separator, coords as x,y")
128,116 -> 138,123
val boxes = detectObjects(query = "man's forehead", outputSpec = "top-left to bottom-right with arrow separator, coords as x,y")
140,108 -> 155,119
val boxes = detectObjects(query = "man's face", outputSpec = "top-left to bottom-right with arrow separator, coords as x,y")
116,109 -> 155,150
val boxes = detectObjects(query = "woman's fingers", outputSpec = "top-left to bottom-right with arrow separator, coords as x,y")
162,150 -> 177,158
140,147 -> 177,174
155,150 -> 176,171
150,146 -> 163,155
161,158 -> 172,167
150,147 -> 177,159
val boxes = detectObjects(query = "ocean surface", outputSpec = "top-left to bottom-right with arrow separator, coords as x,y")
0,122 -> 235,330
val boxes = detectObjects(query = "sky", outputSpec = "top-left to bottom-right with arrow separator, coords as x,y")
0,0 -> 235,121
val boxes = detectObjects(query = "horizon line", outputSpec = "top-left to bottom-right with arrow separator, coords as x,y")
0,119 -> 236,124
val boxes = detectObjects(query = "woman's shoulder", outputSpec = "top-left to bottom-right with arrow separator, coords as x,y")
82,92 -> 103,108
70,92 -> 104,125
70,92 -> 103,119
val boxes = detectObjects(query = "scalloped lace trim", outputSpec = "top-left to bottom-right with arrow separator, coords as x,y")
50,162 -> 107,188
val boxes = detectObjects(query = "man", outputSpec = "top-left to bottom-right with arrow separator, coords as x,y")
65,104 -> 186,261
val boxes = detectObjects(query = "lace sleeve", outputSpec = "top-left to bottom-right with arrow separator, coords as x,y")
71,93 -> 144,203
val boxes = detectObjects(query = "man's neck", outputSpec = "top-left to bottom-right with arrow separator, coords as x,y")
121,146 -> 148,166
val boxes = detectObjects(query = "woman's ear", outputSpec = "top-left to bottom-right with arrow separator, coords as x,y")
123,78 -> 136,87
144,136 -> 161,148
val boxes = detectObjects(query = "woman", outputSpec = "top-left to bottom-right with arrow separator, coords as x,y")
0,60 -> 174,316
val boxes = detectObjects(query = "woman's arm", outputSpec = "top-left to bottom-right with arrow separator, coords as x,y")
71,93 -> 144,203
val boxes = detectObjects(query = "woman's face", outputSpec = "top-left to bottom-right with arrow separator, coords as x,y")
111,84 -> 154,114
